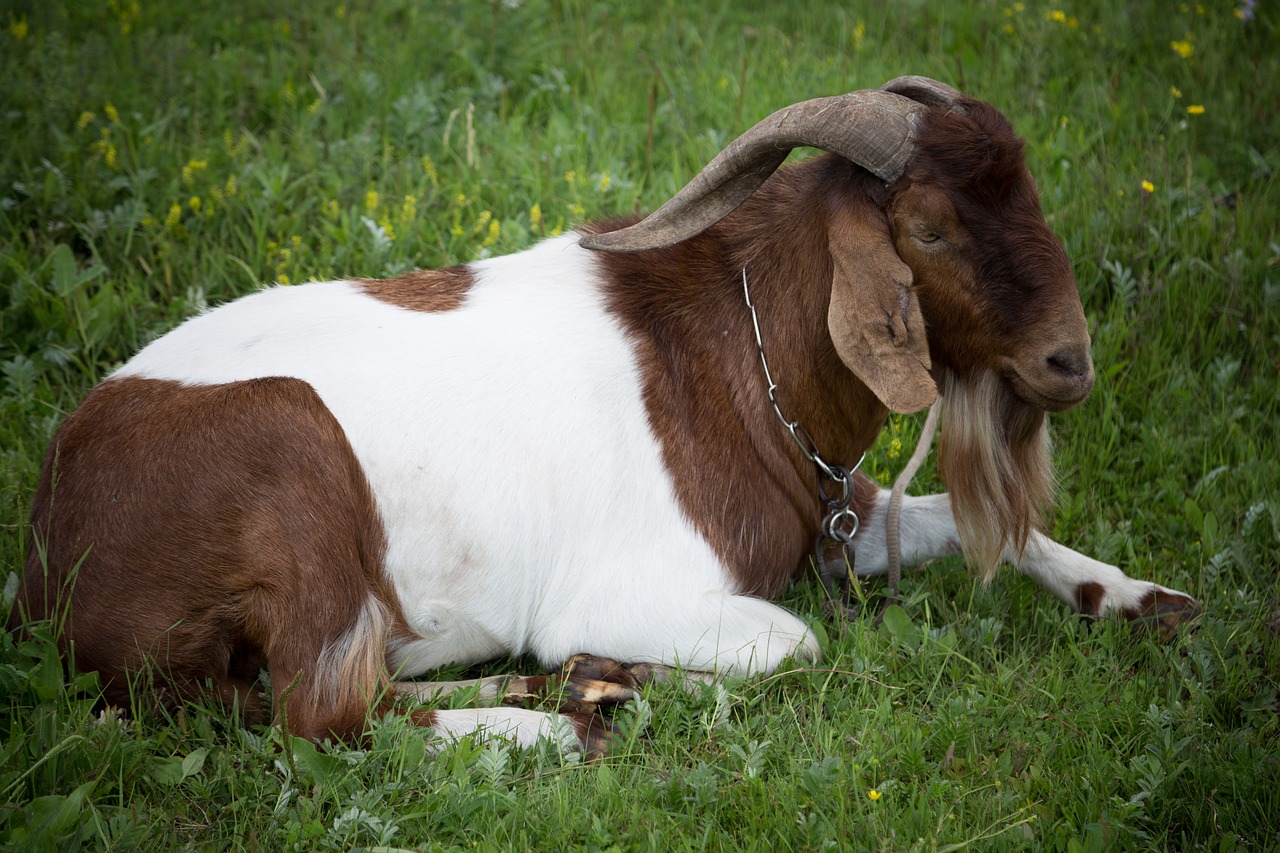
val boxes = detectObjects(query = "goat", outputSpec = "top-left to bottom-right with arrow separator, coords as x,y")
9,77 -> 1199,754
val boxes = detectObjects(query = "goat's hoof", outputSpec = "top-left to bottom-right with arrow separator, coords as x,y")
563,710 -> 620,760
1125,589 -> 1201,641
561,654 -> 649,688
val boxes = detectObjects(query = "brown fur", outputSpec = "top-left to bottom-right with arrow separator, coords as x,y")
10,376 -> 415,741
592,160 -> 891,597
357,265 -> 475,312
595,96 -> 1083,592
1075,582 -> 1107,616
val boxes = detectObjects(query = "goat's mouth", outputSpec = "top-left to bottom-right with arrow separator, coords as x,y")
1003,363 -> 1094,412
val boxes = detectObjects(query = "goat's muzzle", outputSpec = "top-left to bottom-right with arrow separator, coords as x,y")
1004,341 -> 1095,412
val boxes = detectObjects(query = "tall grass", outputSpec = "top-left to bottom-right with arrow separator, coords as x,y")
2,1 -> 1277,849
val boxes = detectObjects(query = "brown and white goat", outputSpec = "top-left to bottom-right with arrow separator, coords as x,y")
9,77 -> 1198,753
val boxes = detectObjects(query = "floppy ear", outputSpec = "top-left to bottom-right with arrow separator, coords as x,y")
827,204 -> 937,414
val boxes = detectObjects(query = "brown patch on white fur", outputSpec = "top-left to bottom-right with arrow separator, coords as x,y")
937,369 -> 1055,581
9,375 -> 418,742
1124,588 -> 1201,641
1074,582 -> 1106,616
358,265 -> 474,312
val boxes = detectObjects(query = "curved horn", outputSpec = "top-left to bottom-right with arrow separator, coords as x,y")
579,89 -> 926,254
880,75 -> 967,114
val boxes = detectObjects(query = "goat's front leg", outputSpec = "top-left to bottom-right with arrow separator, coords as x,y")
848,473 -> 1200,633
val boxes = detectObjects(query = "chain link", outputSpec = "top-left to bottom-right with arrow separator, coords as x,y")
742,267 -> 864,577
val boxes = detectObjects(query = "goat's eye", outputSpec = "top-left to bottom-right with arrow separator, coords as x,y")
916,230 -> 942,244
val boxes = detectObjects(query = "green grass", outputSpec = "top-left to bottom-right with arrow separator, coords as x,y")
2,0 -> 1278,849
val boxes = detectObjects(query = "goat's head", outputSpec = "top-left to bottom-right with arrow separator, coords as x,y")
581,76 -> 1093,572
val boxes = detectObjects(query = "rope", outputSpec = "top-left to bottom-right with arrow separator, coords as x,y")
884,400 -> 942,602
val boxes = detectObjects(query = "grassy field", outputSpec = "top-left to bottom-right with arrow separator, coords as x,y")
2,0 -> 1278,849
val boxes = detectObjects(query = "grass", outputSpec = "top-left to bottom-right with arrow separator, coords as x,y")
2,0 -> 1277,849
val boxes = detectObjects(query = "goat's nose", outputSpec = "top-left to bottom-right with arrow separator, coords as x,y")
1046,348 -> 1091,380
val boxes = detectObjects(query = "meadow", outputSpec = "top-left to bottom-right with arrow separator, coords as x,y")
1,0 -> 1277,849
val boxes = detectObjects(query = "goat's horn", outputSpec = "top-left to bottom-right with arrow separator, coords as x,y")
579,89 -> 927,254
880,75 -> 968,114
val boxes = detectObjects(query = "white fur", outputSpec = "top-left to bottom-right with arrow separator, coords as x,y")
427,707 -> 581,753
851,483 -> 1186,615
116,234 -> 815,677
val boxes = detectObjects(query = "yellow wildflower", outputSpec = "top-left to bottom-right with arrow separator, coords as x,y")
1003,23 -> 1014,34
91,128 -> 118,169
399,192 -> 419,219
482,218 -> 501,248
529,202 -> 542,230
1170,85 -> 1182,98
716,75 -> 731,92
1047,9 -> 1066,23
225,176 -> 238,196
597,172 -> 611,192
421,155 -> 439,186
336,5 -> 346,20
1170,38 -> 1193,59
564,170 -> 577,186
104,103 -> 120,124
852,20 -> 866,49
108,0 -> 140,35
1186,104 -> 1205,115
76,111 -> 96,130
164,202 -> 183,229
182,158 -> 208,185
454,192 -> 467,206
887,437 -> 903,460
568,202 -> 584,219
307,99 -> 322,116
365,189 -> 380,211
8,15 -> 28,40
1141,180 -> 1155,193
322,198 -> 340,220
188,196 -> 202,214
868,789 -> 882,801
1013,2 -> 1024,11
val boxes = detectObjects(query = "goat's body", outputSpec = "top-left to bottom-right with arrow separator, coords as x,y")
119,234 -> 748,674
21,234 -> 814,737
14,82 -> 1200,752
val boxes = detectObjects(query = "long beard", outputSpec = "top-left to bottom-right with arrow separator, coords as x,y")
937,369 -> 1055,581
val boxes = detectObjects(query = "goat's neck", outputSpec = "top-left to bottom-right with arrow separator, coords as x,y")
720,166 -> 890,481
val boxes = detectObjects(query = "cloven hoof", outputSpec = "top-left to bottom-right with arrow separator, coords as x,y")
1125,589 -> 1202,642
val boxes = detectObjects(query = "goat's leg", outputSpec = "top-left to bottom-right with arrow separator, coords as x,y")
395,664 -> 637,712
848,473 -> 1199,633
540,590 -> 818,677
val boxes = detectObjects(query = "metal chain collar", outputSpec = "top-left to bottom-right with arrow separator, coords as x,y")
742,268 -> 865,574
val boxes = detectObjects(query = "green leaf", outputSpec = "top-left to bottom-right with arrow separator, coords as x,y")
181,747 -> 209,782
149,756 -> 184,786
880,605 -> 920,651
290,736 -> 347,786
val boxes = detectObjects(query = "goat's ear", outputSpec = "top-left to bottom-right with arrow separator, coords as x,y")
827,205 -> 937,413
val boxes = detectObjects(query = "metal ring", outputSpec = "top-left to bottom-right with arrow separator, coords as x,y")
824,507 -> 860,543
